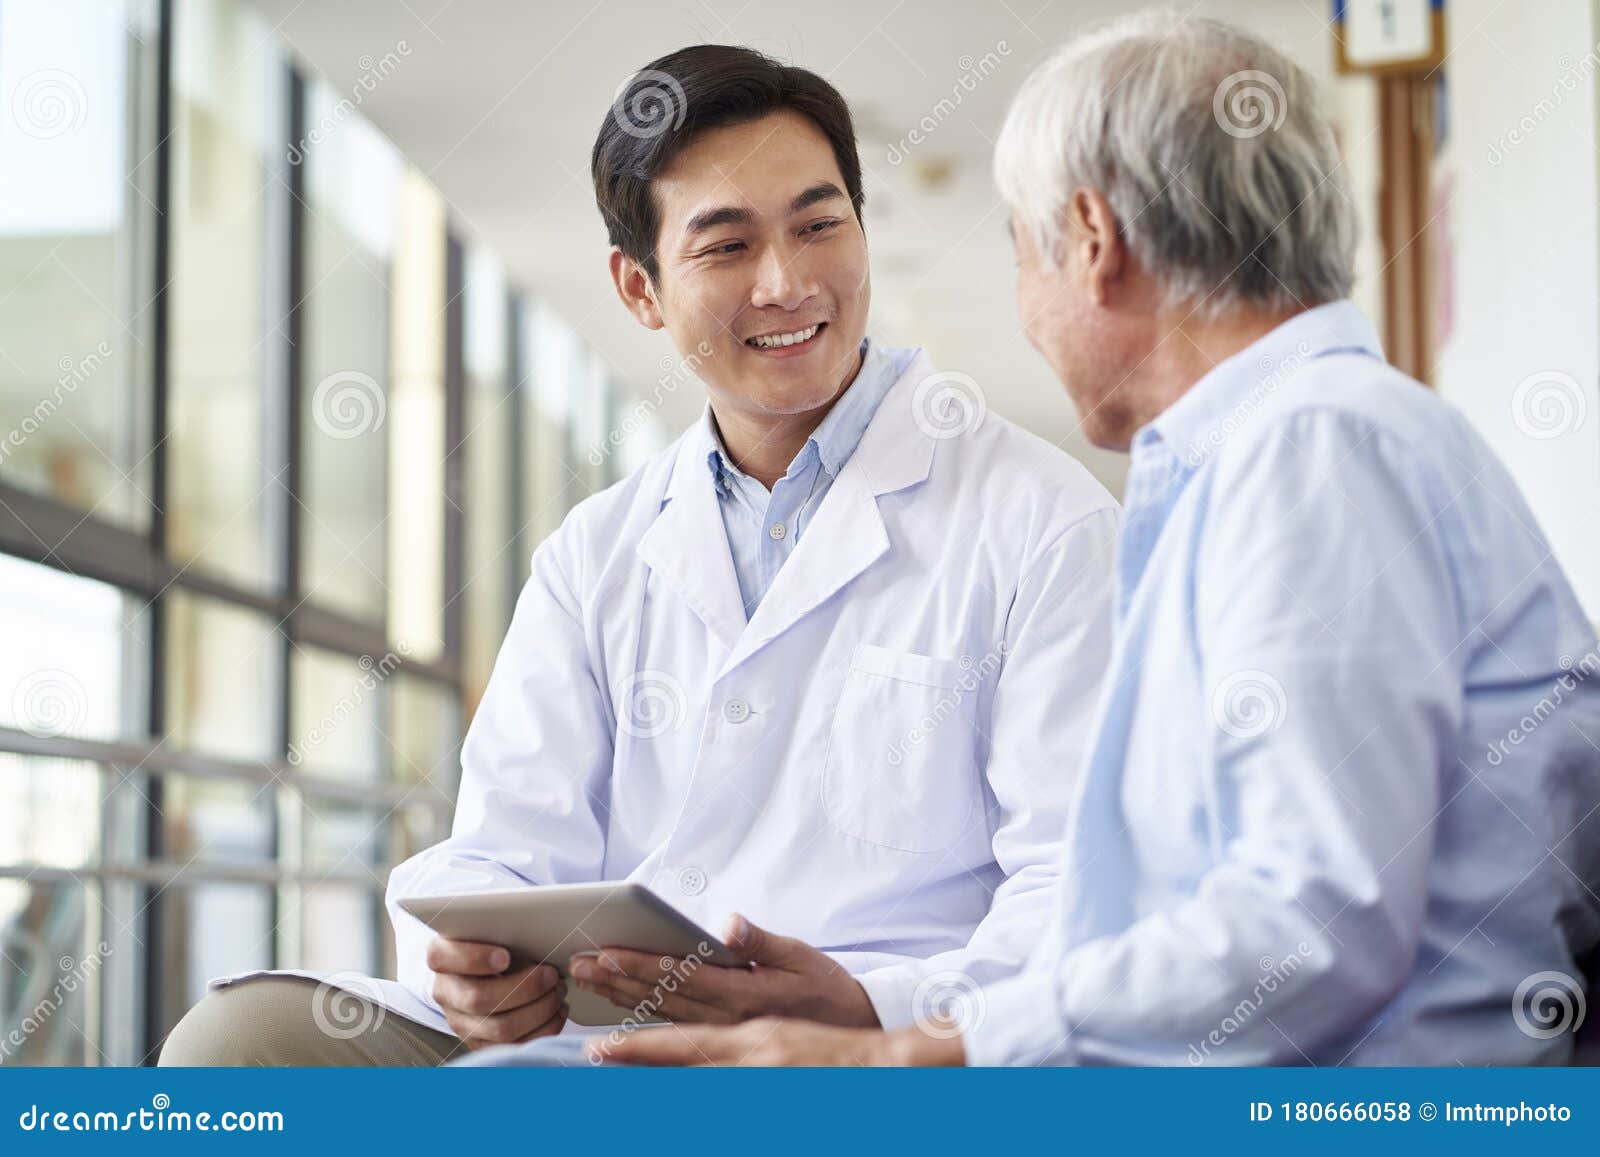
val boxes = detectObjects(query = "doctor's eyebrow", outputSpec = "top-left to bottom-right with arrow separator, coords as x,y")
681,182 -> 847,238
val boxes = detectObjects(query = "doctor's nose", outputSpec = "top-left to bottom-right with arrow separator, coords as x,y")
748,246 -> 816,312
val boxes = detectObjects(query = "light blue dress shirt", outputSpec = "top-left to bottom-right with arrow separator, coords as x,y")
705,339 -> 916,617
965,300 -> 1600,1066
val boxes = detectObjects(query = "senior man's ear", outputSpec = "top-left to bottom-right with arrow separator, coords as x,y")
1065,187 -> 1125,306
609,247 -> 666,331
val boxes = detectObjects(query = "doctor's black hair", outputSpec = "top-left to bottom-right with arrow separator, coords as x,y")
591,44 -> 865,285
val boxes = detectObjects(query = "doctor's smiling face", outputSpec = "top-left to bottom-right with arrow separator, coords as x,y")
594,48 -> 871,450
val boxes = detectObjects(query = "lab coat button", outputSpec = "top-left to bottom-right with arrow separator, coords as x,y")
722,697 -> 750,723
677,866 -> 707,896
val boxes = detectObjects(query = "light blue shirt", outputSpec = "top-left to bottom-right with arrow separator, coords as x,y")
965,301 -> 1600,1066
705,339 -> 915,617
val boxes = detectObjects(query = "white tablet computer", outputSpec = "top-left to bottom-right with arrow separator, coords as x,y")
398,882 -> 747,1026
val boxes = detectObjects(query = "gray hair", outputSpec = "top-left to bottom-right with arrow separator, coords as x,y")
994,11 -> 1356,314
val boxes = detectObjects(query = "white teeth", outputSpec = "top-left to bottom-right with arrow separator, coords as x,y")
748,324 -> 820,349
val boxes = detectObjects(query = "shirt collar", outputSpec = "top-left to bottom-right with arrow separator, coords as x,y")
702,337 -> 905,489
1138,299 -> 1384,470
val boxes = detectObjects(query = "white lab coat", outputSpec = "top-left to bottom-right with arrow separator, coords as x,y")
211,350 -> 1118,1036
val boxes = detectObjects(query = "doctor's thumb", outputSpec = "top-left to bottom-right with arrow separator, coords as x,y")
724,914 -> 793,966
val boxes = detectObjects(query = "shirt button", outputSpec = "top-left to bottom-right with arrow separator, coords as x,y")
677,866 -> 707,896
722,697 -> 750,723
768,522 -> 787,540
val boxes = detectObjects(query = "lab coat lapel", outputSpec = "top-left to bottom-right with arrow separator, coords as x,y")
636,429 -> 748,651
719,351 -> 939,678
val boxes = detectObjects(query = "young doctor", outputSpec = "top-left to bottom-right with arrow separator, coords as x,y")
159,45 -> 1117,1065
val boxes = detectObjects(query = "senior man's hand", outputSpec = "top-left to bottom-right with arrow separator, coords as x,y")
427,936 -> 568,1050
568,914 -> 880,1028
588,1017 -> 968,1066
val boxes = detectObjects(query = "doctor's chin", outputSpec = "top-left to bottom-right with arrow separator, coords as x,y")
5,0 -> 1600,1150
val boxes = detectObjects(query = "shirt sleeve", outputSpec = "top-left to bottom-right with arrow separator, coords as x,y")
385,520 -> 615,1013
964,411 -> 1466,1065
855,505 -> 1120,1028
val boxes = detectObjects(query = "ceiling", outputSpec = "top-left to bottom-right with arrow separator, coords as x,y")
244,0 -> 1339,490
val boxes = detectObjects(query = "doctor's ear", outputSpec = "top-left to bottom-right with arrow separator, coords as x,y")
1063,187 -> 1125,306
609,248 -> 666,331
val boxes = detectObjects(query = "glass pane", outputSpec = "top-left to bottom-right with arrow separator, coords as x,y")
288,645 -> 383,782
167,0 -> 287,590
162,882 -> 271,1029
387,674 -> 460,794
462,249 -> 512,710
164,592 -> 279,763
301,884 -> 378,976
300,82 -> 398,623
304,802 -> 383,872
0,0 -> 156,529
161,775 -> 273,864
0,554 -> 143,742
387,170 -> 446,662
0,878 -> 103,1066
519,301 -> 578,581
0,755 -> 101,869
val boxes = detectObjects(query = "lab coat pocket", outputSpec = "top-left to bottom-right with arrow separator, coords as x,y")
821,643 -> 981,854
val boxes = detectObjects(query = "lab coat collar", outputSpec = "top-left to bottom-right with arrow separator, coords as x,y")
637,347 -> 939,669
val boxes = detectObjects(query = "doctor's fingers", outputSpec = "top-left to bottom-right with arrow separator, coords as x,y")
426,935 -> 516,977
574,971 -> 741,1024
450,986 -> 569,1049
434,963 -> 564,1018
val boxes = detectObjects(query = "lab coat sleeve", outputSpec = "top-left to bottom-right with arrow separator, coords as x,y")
854,504 -> 1120,1029
385,523 -> 615,1015
964,414 -> 1463,1065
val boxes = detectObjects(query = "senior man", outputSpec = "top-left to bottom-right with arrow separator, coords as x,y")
582,12 -> 1600,1068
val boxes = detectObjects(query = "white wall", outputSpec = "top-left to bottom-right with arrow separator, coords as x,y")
1430,0 -> 1600,616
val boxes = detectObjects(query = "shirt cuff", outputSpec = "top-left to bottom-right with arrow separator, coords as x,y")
852,964 -> 926,1031
960,967 -> 1073,1067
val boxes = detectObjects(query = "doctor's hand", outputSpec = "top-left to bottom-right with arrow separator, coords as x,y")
569,914 -> 880,1028
427,936 -> 569,1050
